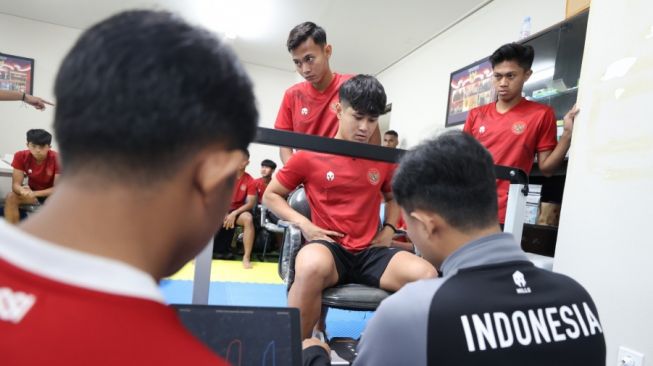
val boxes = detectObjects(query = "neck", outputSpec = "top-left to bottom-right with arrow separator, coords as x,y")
19,179 -> 185,280
237,170 -> 245,178
262,176 -> 271,183
496,96 -> 522,113
312,70 -> 334,92
440,224 -> 502,260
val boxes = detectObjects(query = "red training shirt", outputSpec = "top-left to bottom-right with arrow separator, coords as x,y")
230,172 -> 256,211
11,149 -> 60,191
276,151 -> 395,252
463,98 -> 557,222
274,73 -> 353,138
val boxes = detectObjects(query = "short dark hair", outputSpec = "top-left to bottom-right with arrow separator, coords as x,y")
287,22 -> 327,52
489,43 -> 535,71
392,131 -> 498,231
384,130 -> 398,138
26,129 -> 52,146
261,159 -> 277,170
53,10 -> 258,183
339,75 -> 387,118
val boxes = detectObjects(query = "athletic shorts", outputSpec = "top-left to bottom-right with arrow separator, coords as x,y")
307,240 -> 403,288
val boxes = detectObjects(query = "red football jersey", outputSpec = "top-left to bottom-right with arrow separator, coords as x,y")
276,151 -> 395,252
274,73 -> 353,138
0,221 -> 227,366
254,177 -> 269,200
11,149 -> 60,191
464,98 -> 557,222
230,172 -> 256,211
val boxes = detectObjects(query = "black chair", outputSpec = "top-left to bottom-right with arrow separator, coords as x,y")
276,187 -> 392,312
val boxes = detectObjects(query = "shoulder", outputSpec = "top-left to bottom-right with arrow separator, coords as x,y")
336,73 -> 354,84
521,99 -> 554,114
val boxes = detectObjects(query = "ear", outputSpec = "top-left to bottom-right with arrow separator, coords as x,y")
524,69 -> 533,82
194,148 -> 244,200
335,102 -> 343,119
324,44 -> 332,58
410,209 -> 446,238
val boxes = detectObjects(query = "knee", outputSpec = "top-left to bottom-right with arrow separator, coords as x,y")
415,260 -> 438,279
240,212 -> 254,227
294,255 -> 333,284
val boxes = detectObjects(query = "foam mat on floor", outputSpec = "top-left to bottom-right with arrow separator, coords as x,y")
166,259 -> 283,284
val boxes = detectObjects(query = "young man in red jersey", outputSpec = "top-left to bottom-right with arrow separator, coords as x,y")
213,150 -> 257,269
254,159 -> 277,200
463,43 -> 579,223
0,10 -> 257,366
264,75 -> 437,339
274,22 -> 381,164
3,129 -> 60,224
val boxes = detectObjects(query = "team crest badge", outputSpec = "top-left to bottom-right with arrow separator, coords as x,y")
512,121 -> 526,135
367,168 -> 380,185
326,171 -> 335,181
301,107 -> 309,116
479,125 -> 486,134
240,184 -> 247,191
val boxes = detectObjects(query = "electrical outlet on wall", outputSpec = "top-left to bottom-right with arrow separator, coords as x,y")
617,347 -> 645,366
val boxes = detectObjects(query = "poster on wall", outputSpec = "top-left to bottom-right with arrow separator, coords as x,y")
445,57 -> 494,127
0,52 -> 35,95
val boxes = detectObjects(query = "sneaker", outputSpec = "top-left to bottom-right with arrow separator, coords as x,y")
312,329 -> 328,343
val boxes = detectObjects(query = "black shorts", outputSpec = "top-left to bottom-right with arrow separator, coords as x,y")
309,240 -> 403,288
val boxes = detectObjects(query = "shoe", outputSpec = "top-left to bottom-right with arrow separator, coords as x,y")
213,252 -> 236,260
312,329 -> 328,343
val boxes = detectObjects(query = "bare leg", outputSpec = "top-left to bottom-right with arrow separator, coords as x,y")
3,192 -> 37,224
236,212 -> 255,269
379,251 -> 438,291
288,244 -> 339,339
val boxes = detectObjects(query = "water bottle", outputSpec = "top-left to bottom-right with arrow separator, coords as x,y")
520,16 -> 532,40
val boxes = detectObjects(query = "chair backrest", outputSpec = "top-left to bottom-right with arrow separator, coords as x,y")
287,187 -> 310,220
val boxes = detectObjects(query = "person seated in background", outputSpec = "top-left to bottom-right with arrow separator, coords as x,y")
213,150 -> 257,269
264,74 -> 437,340
303,131 -> 606,365
0,10 -> 257,365
382,129 -> 399,148
254,158 -> 277,200
3,129 -> 60,224
0,90 -> 54,110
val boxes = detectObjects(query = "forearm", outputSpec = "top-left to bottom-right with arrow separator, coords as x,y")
231,200 -> 255,216
12,183 -> 24,194
280,147 -> 293,164
263,191 -> 311,226
383,199 -> 400,227
539,134 -> 571,176
0,90 -> 22,101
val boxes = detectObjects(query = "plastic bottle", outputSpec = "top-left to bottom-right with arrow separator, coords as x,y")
520,16 -> 532,40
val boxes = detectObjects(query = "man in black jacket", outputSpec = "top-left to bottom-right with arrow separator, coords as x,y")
303,131 -> 605,365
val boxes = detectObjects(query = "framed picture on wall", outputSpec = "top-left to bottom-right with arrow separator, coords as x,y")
445,57 -> 494,127
0,52 -> 35,95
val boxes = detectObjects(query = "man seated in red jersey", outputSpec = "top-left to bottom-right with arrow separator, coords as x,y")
264,75 -> 437,339
0,10 -> 257,366
274,22 -> 381,164
463,42 -> 579,224
254,159 -> 277,200
3,129 -> 60,224
213,150 -> 257,269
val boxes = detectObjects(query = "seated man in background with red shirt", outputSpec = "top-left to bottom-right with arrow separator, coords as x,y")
3,129 -> 60,224
264,75 -> 437,339
254,159 -> 277,200
213,150 -> 257,269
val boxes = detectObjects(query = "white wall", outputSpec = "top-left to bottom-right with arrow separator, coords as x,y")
0,13 -> 81,153
0,12 -> 297,183
241,62 -> 297,178
377,0 -> 565,148
553,0 -> 653,363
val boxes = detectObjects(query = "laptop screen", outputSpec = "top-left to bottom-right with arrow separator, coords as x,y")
173,305 -> 302,366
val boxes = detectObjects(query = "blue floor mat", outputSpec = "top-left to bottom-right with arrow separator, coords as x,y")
160,280 -> 373,339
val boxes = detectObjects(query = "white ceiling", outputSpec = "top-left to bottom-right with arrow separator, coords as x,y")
0,0 -> 490,74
